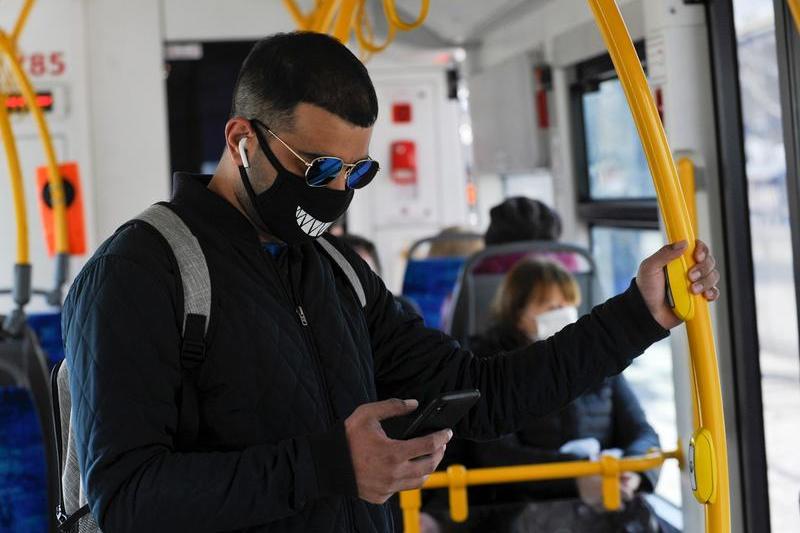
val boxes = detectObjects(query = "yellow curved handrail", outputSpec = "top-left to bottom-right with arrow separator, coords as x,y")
587,1 -> 729,531
283,0 -> 429,57
381,0 -> 429,32
11,0 -> 36,45
0,88 -> 30,264
355,1 -> 396,54
400,449 -> 681,532
789,0 -> 800,32
0,28 -> 68,256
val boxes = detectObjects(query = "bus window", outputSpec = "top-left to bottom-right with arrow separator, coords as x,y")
590,226 -> 680,507
733,1 -> 800,531
582,79 -> 655,199
572,49 -> 680,508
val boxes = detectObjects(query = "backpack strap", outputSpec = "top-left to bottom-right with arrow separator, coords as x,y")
317,236 -> 367,308
135,203 -> 211,448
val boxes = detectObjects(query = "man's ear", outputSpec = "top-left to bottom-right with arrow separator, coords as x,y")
225,117 -> 252,167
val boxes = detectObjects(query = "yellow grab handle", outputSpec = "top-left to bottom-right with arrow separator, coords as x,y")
587,1 -> 730,531
0,29 -> 69,255
665,256 -> 695,321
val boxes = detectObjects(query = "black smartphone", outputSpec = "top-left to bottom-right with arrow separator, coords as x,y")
382,389 -> 481,440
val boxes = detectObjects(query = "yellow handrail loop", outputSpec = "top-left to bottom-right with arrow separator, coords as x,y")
282,0 -> 430,58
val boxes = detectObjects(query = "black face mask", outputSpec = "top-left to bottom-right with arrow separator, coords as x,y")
238,124 -> 354,245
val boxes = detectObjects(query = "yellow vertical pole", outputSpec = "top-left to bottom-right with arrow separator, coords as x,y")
399,490 -> 422,533
586,1 -> 730,531
11,0 -> 36,45
0,30 -> 68,254
788,0 -> 800,32
0,90 -> 30,264
599,455 -> 622,511
678,157 -> 703,429
446,464 -> 469,522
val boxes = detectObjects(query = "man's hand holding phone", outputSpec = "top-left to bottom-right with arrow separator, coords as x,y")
345,398 -> 452,504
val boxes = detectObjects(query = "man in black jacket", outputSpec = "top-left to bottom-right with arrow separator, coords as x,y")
62,32 -> 721,532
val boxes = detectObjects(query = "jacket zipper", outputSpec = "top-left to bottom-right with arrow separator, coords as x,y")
262,247 -> 357,531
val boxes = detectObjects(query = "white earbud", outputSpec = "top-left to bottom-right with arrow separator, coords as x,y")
238,137 -> 250,168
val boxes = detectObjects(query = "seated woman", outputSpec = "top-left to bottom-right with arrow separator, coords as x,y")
424,258 -> 665,533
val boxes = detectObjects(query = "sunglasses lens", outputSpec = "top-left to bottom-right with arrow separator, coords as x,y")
347,160 -> 379,189
307,157 -> 343,187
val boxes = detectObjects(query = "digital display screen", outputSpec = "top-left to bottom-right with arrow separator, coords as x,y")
5,92 -> 54,112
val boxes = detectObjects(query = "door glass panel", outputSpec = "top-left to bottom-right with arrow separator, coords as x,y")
733,1 -> 800,531
582,79 -> 656,199
591,226 -> 681,506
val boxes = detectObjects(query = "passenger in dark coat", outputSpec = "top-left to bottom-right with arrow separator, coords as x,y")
425,259 -> 662,532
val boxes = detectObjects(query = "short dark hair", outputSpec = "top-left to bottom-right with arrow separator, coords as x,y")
231,32 -> 378,129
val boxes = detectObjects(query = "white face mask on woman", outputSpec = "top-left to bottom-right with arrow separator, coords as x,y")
534,306 -> 579,340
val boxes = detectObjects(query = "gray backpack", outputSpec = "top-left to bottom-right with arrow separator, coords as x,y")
51,203 -> 365,532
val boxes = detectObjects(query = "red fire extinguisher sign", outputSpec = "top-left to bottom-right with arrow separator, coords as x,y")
390,140 -> 417,185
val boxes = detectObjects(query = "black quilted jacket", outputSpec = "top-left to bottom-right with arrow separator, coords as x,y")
62,173 -> 668,532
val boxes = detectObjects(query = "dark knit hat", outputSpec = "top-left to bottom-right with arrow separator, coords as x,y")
485,197 -> 562,245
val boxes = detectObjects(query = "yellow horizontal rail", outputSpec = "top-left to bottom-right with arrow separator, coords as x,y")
587,1 -> 730,532
401,449 -> 680,532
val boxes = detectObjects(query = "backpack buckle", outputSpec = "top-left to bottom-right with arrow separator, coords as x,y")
180,338 -> 206,367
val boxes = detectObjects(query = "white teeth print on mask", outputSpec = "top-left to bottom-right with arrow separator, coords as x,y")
295,206 -> 333,238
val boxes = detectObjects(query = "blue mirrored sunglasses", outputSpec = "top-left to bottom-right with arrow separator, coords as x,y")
255,120 -> 379,189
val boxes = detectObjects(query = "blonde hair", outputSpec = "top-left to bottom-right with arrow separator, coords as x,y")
427,227 -> 484,258
491,258 -> 581,326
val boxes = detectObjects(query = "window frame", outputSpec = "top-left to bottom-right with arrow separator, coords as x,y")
571,42 -> 660,227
